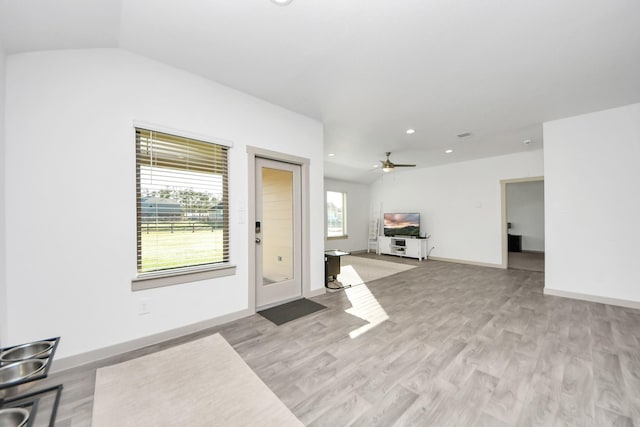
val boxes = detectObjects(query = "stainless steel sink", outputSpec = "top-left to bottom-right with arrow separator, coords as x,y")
0,359 -> 46,398
0,341 -> 54,363
0,407 -> 30,427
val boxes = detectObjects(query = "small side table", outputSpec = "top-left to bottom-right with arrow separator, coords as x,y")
324,250 -> 350,284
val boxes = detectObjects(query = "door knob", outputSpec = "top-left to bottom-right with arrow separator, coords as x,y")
255,237 -> 261,243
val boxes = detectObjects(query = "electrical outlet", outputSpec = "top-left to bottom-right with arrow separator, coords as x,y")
278,256 -> 282,261
138,298 -> 152,315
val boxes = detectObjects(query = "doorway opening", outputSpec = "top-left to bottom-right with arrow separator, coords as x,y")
500,177 -> 545,272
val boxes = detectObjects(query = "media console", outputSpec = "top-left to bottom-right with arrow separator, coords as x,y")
378,236 -> 428,261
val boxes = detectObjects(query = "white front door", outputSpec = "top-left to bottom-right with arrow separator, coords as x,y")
255,158 -> 302,308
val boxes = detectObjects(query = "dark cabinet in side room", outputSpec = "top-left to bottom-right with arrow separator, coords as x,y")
508,234 -> 522,252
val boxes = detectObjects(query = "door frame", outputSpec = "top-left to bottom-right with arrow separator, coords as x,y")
500,176 -> 544,269
247,146 -> 311,311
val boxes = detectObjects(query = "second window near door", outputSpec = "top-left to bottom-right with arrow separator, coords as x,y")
326,190 -> 347,239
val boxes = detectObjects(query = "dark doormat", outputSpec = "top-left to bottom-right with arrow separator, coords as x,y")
258,298 -> 327,326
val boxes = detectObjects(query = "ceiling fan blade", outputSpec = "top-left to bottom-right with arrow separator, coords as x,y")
379,152 -> 416,170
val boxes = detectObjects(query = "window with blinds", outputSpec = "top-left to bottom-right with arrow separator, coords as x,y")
136,128 -> 229,275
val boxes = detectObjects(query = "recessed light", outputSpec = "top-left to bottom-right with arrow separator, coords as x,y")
445,149 -> 453,154
406,129 -> 416,134
328,153 -> 335,157
271,0 -> 293,5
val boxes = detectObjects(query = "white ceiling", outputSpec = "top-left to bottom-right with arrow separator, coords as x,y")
2,0 -> 640,183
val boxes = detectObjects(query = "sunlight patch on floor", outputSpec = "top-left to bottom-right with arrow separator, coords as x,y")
336,262 -> 364,287
341,265 -> 389,338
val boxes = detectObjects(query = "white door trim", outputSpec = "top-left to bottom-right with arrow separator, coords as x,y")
247,146 -> 311,311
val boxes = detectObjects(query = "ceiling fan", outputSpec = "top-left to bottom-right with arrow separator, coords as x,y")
380,152 -> 416,172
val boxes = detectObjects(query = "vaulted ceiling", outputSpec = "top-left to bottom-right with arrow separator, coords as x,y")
2,0 -> 639,182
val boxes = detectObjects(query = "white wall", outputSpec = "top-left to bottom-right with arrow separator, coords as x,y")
324,178 -> 370,252
506,181 -> 545,252
370,150 -> 544,265
4,49 -> 324,359
0,43 -> 7,346
544,103 -> 640,304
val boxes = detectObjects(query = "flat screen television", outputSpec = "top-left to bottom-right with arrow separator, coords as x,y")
383,213 -> 420,237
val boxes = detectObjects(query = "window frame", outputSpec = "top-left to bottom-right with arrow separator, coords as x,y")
131,122 -> 235,291
326,190 -> 348,240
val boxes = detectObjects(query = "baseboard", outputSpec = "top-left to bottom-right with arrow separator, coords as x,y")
429,256 -> 504,269
51,308 -> 254,373
544,288 -> 640,310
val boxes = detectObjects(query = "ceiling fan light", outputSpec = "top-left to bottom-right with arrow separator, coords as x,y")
382,167 -> 392,173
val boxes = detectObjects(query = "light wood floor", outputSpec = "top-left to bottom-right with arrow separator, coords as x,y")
38,255 -> 640,426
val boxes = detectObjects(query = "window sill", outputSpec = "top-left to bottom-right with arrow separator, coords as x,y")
132,263 -> 236,291
327,235 -> 348,240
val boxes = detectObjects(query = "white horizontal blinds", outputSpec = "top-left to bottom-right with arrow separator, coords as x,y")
136,128 -> 229,274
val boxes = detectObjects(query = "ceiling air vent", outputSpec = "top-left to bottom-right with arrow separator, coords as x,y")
456,132 -> 472,138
